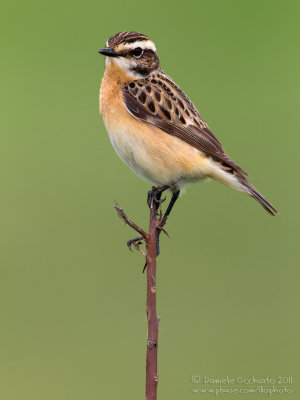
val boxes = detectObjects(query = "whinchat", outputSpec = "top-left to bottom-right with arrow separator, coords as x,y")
99,31 -> 278,217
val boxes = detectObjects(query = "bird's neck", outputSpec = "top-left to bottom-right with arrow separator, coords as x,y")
102,60 -> 134,87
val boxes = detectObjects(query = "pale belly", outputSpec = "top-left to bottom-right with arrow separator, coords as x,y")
105,120 -> 210,189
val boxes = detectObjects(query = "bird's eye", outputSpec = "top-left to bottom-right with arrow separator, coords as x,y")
132,47 -> 143,57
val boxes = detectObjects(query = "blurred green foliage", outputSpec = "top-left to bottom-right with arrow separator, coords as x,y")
0,0 -> 299,399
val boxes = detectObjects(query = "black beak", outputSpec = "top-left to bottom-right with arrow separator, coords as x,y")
98,47 -> 118,57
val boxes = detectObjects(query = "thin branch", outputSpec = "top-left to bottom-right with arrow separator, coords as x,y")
114,189 -> 170,400
114,203 -> 148,240
145,194 -> 160,400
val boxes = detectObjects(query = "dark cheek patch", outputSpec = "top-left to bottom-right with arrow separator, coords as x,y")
130,51 -> 159,75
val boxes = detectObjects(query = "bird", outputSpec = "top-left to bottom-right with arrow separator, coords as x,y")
98,31 -> 278,231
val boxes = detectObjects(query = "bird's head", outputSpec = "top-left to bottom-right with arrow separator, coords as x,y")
98,31 -> 160,78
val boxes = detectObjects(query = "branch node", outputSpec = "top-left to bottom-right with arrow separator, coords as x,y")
147,340 -> 157,349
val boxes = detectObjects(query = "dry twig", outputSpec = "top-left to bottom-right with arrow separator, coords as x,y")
114,188 -> 168,400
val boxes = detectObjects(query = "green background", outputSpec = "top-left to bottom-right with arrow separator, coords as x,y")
1,0 -> 299,398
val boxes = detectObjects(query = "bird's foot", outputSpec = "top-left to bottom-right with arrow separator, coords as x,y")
127,236 -> 148,273
127,235 -> 146,257
147,186 -> 169,209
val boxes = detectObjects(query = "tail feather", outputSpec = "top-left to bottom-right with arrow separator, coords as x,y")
207,158 -> 278,215
240,179 -> 278,216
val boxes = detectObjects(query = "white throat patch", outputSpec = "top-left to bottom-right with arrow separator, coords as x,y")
106,54 -> 149,79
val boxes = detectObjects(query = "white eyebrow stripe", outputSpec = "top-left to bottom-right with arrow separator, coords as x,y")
120,40 -> 156,52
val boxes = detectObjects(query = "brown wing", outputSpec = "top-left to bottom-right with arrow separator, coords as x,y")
122,73 -> 248,176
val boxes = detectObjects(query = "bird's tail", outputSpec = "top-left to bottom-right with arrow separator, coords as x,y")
239,178 -> 278,216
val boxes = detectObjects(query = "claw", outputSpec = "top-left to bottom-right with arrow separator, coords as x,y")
147,186 -> 169,208
127,239 -> 134,252
127,236 -> 146,257
158,196 -> 166,204
142,261 -> 147,273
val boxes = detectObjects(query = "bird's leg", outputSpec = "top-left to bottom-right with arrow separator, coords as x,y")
156,190 -> 180,256
160,190 -> 180,224
135,185 -> 169,273
126,186 -> 169,264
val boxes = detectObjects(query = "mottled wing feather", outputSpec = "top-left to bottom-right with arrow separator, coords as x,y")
123,74 -> 248,177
